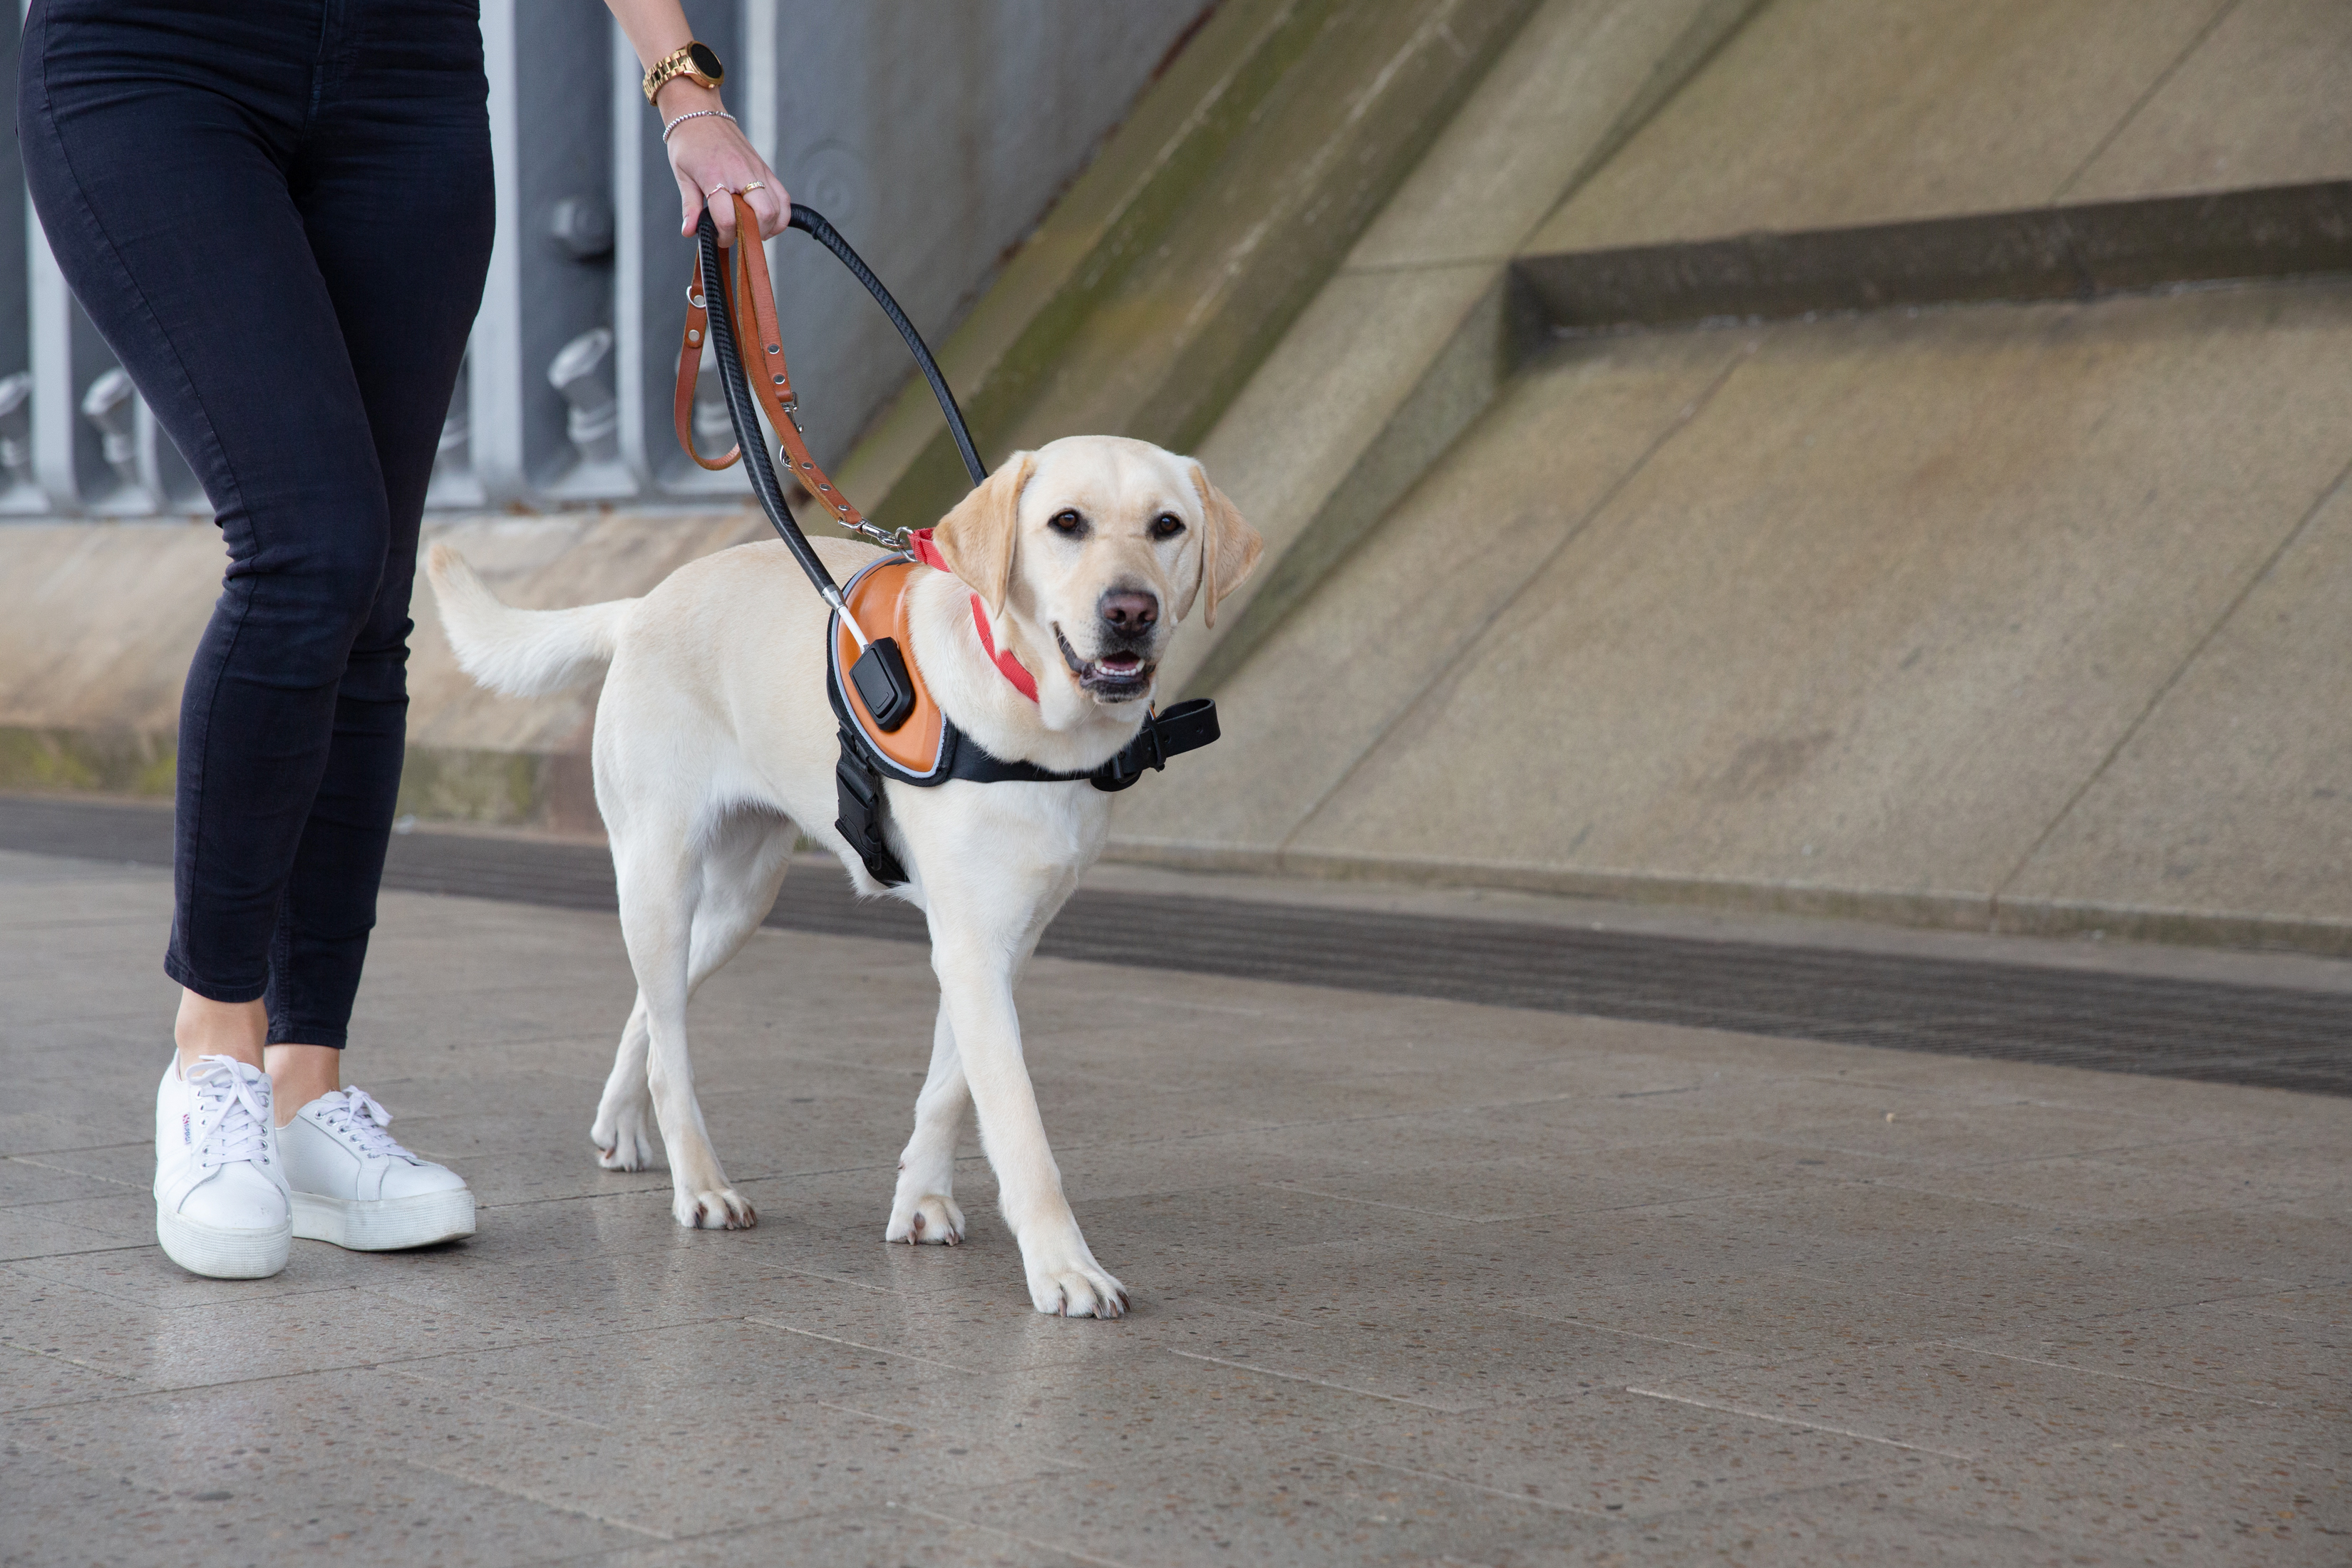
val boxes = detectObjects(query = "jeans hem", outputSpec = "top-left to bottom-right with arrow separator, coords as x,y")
264,1021 -> 349,1050
163,954 -> 267,1006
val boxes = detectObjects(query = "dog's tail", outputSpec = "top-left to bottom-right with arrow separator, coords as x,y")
425,543 -> 636,698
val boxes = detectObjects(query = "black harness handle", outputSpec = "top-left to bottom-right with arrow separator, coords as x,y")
784,205 -> 987,489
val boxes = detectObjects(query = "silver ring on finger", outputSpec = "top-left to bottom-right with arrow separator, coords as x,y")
706,183 -> 732,197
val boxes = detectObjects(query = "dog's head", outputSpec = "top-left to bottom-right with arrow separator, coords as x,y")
931,435 -> 1263,708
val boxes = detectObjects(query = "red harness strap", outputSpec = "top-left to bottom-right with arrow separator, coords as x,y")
907,527 -> 1039,704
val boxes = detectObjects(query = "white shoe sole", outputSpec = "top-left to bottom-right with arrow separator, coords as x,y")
291,1188 -> 475,1251
155,1203 -> 291,1279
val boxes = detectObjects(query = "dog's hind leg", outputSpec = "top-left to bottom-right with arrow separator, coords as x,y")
884,1001 -> 969,1245
617,807 -> 793,1229
594,813 -> 792,1175
591,996 -> 656,1170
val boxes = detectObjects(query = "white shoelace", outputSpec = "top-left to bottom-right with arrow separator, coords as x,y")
315,1087 -> 414,1162
183,1055 -> 272,1171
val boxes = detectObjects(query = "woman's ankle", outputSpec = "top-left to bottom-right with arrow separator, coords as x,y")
174,990 -> 267,1073
264,1043 -> 342,1124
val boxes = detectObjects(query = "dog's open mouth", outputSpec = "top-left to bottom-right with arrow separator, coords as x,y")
1055,626 -> 1155,701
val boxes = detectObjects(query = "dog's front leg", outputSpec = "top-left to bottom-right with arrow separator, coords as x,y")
930,930 -> 1125,1318
885,1001 -> 969,1245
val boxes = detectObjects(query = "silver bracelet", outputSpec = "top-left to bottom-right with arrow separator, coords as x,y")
661,108 -> 736,144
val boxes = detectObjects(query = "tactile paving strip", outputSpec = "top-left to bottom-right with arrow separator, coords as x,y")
7,795 -> 2344,1095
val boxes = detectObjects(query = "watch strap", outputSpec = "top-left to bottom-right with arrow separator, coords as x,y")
642,43 -> 714,105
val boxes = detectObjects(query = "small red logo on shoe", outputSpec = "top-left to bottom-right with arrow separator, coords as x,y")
182,1113 -> 191,1145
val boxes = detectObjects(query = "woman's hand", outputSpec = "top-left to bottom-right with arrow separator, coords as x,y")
665,105 -> 788,245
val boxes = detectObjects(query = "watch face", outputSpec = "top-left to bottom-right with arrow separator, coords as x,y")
687,41 -> 723,81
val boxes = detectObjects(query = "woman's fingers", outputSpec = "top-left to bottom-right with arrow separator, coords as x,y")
681,172 -> 738,244
665,117 -> 781,245
741,183 -> 790,239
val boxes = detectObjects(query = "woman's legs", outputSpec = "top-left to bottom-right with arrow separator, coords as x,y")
24,0 -> 490,1268
22,0 -> 489,1067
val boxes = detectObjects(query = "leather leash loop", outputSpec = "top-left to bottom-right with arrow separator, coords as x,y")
674,196 -> 988,525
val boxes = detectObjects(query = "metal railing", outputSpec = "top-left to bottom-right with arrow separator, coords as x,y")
4,0 -> 1201,520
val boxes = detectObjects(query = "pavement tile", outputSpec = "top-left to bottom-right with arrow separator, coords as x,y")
589,1505 -> 1105,1567
2015,1206 -> 2352,1291
1255,1136 -> 1916,1226
1937,1301 -> 2351,1416
910,1445 -> 1595,1568
384,1323 -> 1081,1537
0,1337 -> 143,1415
1634,1341 -> 2258,1461
1498,1258 -> 2142,1359
1574,1483 -> 2120,1568
1320,1386 -> 1927,1520
0,1267 -> 551,1393
795,1348 -> 1407,1476
1141,1298 -> 1739,1413
1884,1410 -> 2352,1566
4,1373 -> 652,1567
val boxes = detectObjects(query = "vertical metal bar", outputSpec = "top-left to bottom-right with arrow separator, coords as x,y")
25,216 -> 76,512
744,0 -> 780,281
468,0 -> 526,503
610,16 -> 653,491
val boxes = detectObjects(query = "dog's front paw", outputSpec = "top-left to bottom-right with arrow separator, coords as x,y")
592,1108 -> 657,1172
674,1187 -> 755,1229
884,1193 -> 966,1246
1023,1233 -> 1128,1319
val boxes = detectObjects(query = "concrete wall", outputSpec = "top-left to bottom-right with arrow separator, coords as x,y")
1104,0 -> 2352,953
763,1 -> 1214,467
1115,281 -> 2352,951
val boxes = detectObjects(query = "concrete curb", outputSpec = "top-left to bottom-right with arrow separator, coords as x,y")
1102,836 -> 2352,959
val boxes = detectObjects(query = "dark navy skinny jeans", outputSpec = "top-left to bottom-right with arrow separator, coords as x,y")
20,0 -> 494,1046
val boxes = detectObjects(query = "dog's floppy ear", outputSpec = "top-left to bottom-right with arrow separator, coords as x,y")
932,450 -> 1034,617
1187,463 -> 1264,629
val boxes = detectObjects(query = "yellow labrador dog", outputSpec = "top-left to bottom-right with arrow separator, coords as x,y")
427,435 -> 1260,1318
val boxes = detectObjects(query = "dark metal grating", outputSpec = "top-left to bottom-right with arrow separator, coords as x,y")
6,794 -> 2346,1096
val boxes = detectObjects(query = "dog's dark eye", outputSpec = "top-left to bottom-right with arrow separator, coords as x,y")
1048,509 -> 1087,537
1150,513 -> 1185,540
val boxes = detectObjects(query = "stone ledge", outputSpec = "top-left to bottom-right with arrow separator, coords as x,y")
1517,180 -> 2352,329
0,728 -> 599,835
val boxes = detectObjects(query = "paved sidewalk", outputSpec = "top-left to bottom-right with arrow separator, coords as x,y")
2,845 -> 2346,1566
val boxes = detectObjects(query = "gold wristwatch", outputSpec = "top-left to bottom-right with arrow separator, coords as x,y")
643,41 -> 724,105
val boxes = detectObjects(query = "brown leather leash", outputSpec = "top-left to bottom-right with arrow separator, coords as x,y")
675,194 -> 870,539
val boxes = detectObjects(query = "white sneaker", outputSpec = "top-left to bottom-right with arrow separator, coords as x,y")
154,1054 -> 292,1279
282,1087 -> 475,1250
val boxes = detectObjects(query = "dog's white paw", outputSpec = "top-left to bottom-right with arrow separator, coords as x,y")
884,1193 -> 966,1246
592,1110 -> 658,1172
674,1187 -> 755,1229
1023,1237 -> 1128,1319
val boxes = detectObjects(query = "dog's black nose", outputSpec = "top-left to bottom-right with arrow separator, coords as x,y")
1099,589 -> 1158,637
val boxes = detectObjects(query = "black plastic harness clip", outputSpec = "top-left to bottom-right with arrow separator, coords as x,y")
833,733 -> 909,885
849,636 -> 917,731
1090,698 -> 1219,793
